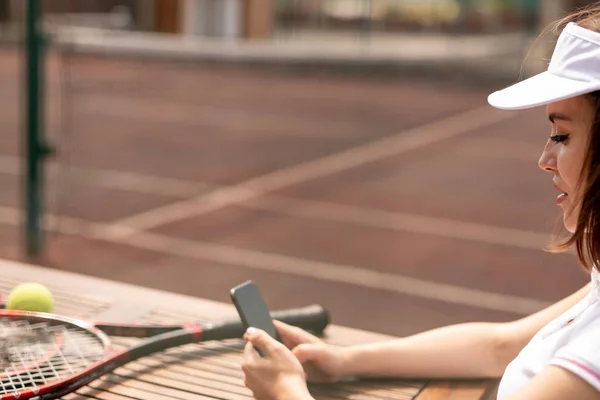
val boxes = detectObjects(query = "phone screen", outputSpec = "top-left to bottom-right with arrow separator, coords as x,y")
230,281 -> 280,342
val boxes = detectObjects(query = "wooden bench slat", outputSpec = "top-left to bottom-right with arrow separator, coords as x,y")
121,362 -> 252,396
65,387 -> 139,400
415,381 -> 495,400
115,368 -> 253,400
89,375 -> 214,400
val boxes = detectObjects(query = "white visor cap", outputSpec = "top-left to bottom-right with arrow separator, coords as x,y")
488,22 -> 600,110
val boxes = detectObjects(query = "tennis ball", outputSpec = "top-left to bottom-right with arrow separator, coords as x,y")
6,282 -> 54,313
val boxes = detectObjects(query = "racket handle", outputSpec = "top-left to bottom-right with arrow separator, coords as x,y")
271,304 -> 330,332
202,304 -> 330,341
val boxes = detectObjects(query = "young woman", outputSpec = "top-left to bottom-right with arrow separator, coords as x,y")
241,5 -> 600,400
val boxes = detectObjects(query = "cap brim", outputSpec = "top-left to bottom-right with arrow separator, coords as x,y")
488,71 -> 599,110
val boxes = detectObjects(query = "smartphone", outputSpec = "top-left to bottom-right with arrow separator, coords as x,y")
230,280 -> 280,356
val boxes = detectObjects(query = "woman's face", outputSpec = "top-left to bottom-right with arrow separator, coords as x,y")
539,95 -> 595,232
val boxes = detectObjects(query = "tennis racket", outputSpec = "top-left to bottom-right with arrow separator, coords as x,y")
0,304 -> 330,399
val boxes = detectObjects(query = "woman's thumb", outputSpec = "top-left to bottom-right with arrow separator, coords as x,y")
292,343 -> 322,363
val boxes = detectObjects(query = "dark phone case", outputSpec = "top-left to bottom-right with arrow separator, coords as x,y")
230,281 -> 280,356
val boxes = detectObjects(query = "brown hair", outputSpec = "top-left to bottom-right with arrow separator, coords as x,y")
544,3 -> 600,271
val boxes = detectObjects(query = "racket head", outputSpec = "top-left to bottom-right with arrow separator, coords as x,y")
0,309 -> 111,399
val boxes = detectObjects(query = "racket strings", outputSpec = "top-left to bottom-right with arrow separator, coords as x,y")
0,317 -> 106,394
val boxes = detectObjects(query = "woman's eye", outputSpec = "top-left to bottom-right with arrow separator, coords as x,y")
550,134 -> 570,143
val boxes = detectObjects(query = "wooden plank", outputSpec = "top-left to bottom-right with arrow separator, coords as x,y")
415,380 -> 498,400
0,259 -> 497,400
64,388 -> 136,399
106,334 -> 422,400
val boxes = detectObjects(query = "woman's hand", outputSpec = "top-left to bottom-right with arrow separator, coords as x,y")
274,320 -> 349,383
242,327 -> 313,400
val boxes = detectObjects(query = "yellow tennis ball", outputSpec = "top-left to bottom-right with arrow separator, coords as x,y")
7,282 -> 54,313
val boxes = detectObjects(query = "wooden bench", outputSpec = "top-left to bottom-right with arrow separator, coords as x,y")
0,259 -> 499,400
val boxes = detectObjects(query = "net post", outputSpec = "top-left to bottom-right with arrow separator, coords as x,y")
24,0 -> 50,259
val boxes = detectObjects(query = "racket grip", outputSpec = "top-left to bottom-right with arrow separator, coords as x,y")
202,304 -> 330,341
271,304 -> 330,332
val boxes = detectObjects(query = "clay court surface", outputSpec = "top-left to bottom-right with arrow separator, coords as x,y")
0,47 -> 589,337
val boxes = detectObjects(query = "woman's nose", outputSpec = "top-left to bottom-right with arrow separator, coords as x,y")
538,147 -> 557,173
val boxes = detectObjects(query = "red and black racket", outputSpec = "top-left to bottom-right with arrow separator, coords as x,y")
0,304 -> 330,399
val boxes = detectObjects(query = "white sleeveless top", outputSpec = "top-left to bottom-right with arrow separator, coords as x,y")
497,268 -> 600,399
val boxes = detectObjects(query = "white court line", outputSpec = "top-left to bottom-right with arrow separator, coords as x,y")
104,106 -> 515,238
0,154 -> 552,250
244,196 -> 552,251
0,205 -> 550,315
121,231 -> 550,315
0,152 -> 554,251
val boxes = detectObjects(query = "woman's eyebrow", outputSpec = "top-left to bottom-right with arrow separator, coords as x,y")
548,112 -> 572,123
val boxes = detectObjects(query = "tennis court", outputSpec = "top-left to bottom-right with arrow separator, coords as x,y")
0,32 -> 588,338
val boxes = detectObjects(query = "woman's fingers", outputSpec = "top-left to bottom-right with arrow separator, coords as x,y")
243,340 -> 262,365
244,327 -> 284,357
274,320 -> 322,348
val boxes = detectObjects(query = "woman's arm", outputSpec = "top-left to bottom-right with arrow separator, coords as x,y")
341,283 -> 591,379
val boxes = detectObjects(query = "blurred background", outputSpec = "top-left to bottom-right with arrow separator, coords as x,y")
0,0 -> 593,337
